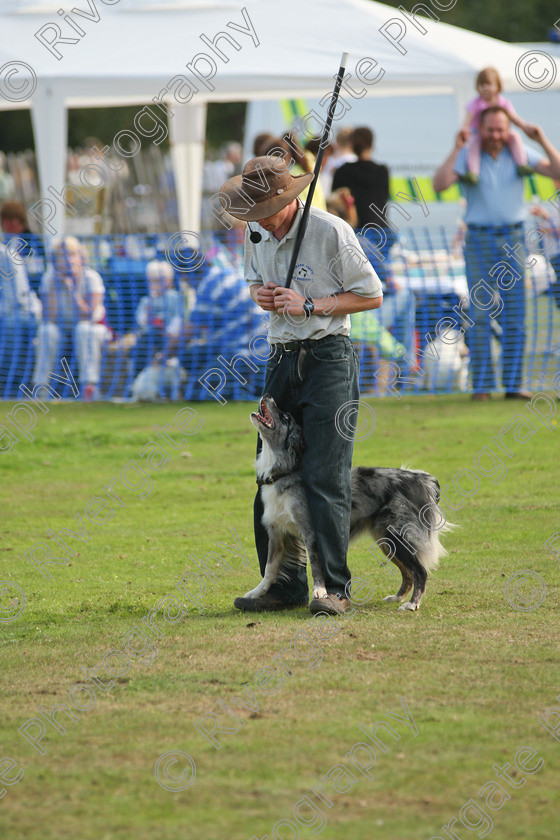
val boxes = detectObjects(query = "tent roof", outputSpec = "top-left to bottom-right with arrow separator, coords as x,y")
1,0 -> 558,109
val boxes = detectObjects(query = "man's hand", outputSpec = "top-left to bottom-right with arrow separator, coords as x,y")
524,124 -> 546,145
433,130 -> 469,193
530,125 -> 560,180
272,286 -> 306,315
529,204 -> 550,220
253,281 -> 281,311
455,128 -> 470,150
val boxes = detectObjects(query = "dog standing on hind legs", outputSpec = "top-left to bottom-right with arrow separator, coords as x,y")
243,395 -> 452,612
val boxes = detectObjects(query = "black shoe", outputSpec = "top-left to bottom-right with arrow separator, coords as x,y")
233,593 -> 309,612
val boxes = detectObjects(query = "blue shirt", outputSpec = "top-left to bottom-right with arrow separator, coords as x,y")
454,144 -> 542,226
136,288 -> 183,336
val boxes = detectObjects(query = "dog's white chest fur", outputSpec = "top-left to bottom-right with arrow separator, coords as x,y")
256,442 -> 302,537
261,485 -> 301,535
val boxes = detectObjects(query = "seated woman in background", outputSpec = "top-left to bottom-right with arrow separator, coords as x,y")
133,259 -> 184,376
33,236 -> 110,400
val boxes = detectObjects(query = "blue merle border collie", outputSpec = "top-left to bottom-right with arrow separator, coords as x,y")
246,395 -> 452,611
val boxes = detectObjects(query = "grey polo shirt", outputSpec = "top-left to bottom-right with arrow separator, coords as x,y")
244,201 -> 382,343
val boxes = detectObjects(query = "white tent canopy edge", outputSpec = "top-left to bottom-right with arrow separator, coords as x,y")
0,0 -> 558,233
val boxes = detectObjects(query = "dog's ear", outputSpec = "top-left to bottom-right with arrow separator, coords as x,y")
285,414 -> 304,456
283,416 -> 292,450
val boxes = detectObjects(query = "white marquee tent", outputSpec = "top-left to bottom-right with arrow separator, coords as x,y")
0,0 -> 558,232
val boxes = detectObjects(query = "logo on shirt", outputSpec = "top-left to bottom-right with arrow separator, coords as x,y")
294,263 -> 314,281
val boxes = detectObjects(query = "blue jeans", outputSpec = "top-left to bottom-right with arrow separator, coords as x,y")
253,334 -> 360,601
550,255 -> 560,310
464,225 -> 526,393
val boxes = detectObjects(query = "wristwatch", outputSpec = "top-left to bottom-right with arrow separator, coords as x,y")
303,297 -> 315,318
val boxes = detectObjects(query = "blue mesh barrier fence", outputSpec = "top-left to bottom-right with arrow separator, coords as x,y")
1,227 -> 559,402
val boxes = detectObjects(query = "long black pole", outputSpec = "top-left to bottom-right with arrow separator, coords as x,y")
285,51 -> 349,289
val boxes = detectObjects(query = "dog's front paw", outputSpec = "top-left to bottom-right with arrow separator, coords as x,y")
244,583 -> 267,599
398,601 -> 419,611
383,594 -> 402,603
312,586 -> 328,600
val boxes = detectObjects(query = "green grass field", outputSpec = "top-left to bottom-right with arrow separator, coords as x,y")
1,394 -> 558,840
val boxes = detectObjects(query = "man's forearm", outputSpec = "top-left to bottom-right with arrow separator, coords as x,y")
313,291 -> 382,316
256,284 -> 383,317
541,135 -> 560,180
433,147 -> 461,193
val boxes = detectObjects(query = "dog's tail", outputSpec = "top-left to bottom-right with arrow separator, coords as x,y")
417,476 -> 455,573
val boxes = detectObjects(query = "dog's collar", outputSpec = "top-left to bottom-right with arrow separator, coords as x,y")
256,470 -> 294,487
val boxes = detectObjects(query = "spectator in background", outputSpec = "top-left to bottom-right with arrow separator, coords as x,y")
33,236 -> 110,400
0,153 -> 15,202
1,200 -> 35,260
332,127 -> 393,278
332,127 -> 415,379
305,136 -> 334,196
530,181 -> 560,310
133,260 -> 183,376
326,187 -> 358,229
460,67 -> 536,184
262,135 -> 327,210
1,201 -> 38,291
1,200 -> 32,237
184,211 -> 262,400
433,108 -> 560,398
252,132 -> 274,157
69,138 -> 125,234
325,188 -> 409,384
321,126 -> 357,193
0,242 -> 41,397
202,142 -> 243,228
203,142 -> 243,194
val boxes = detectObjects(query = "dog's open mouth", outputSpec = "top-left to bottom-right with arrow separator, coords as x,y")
255,398 -> 275,429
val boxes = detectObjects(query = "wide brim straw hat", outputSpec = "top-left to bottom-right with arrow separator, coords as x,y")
219,155 -> 313,222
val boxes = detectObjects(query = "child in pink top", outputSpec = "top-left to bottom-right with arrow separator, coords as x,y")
461,66 -> 536,183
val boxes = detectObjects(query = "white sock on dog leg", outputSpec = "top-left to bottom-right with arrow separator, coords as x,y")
244,581 -> 270,599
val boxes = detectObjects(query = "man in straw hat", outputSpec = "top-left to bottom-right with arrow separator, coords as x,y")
220,155 -> 383,616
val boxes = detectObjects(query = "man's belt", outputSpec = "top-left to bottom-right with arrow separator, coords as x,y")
273,340 -> 307,352
271,335 -> 344,353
